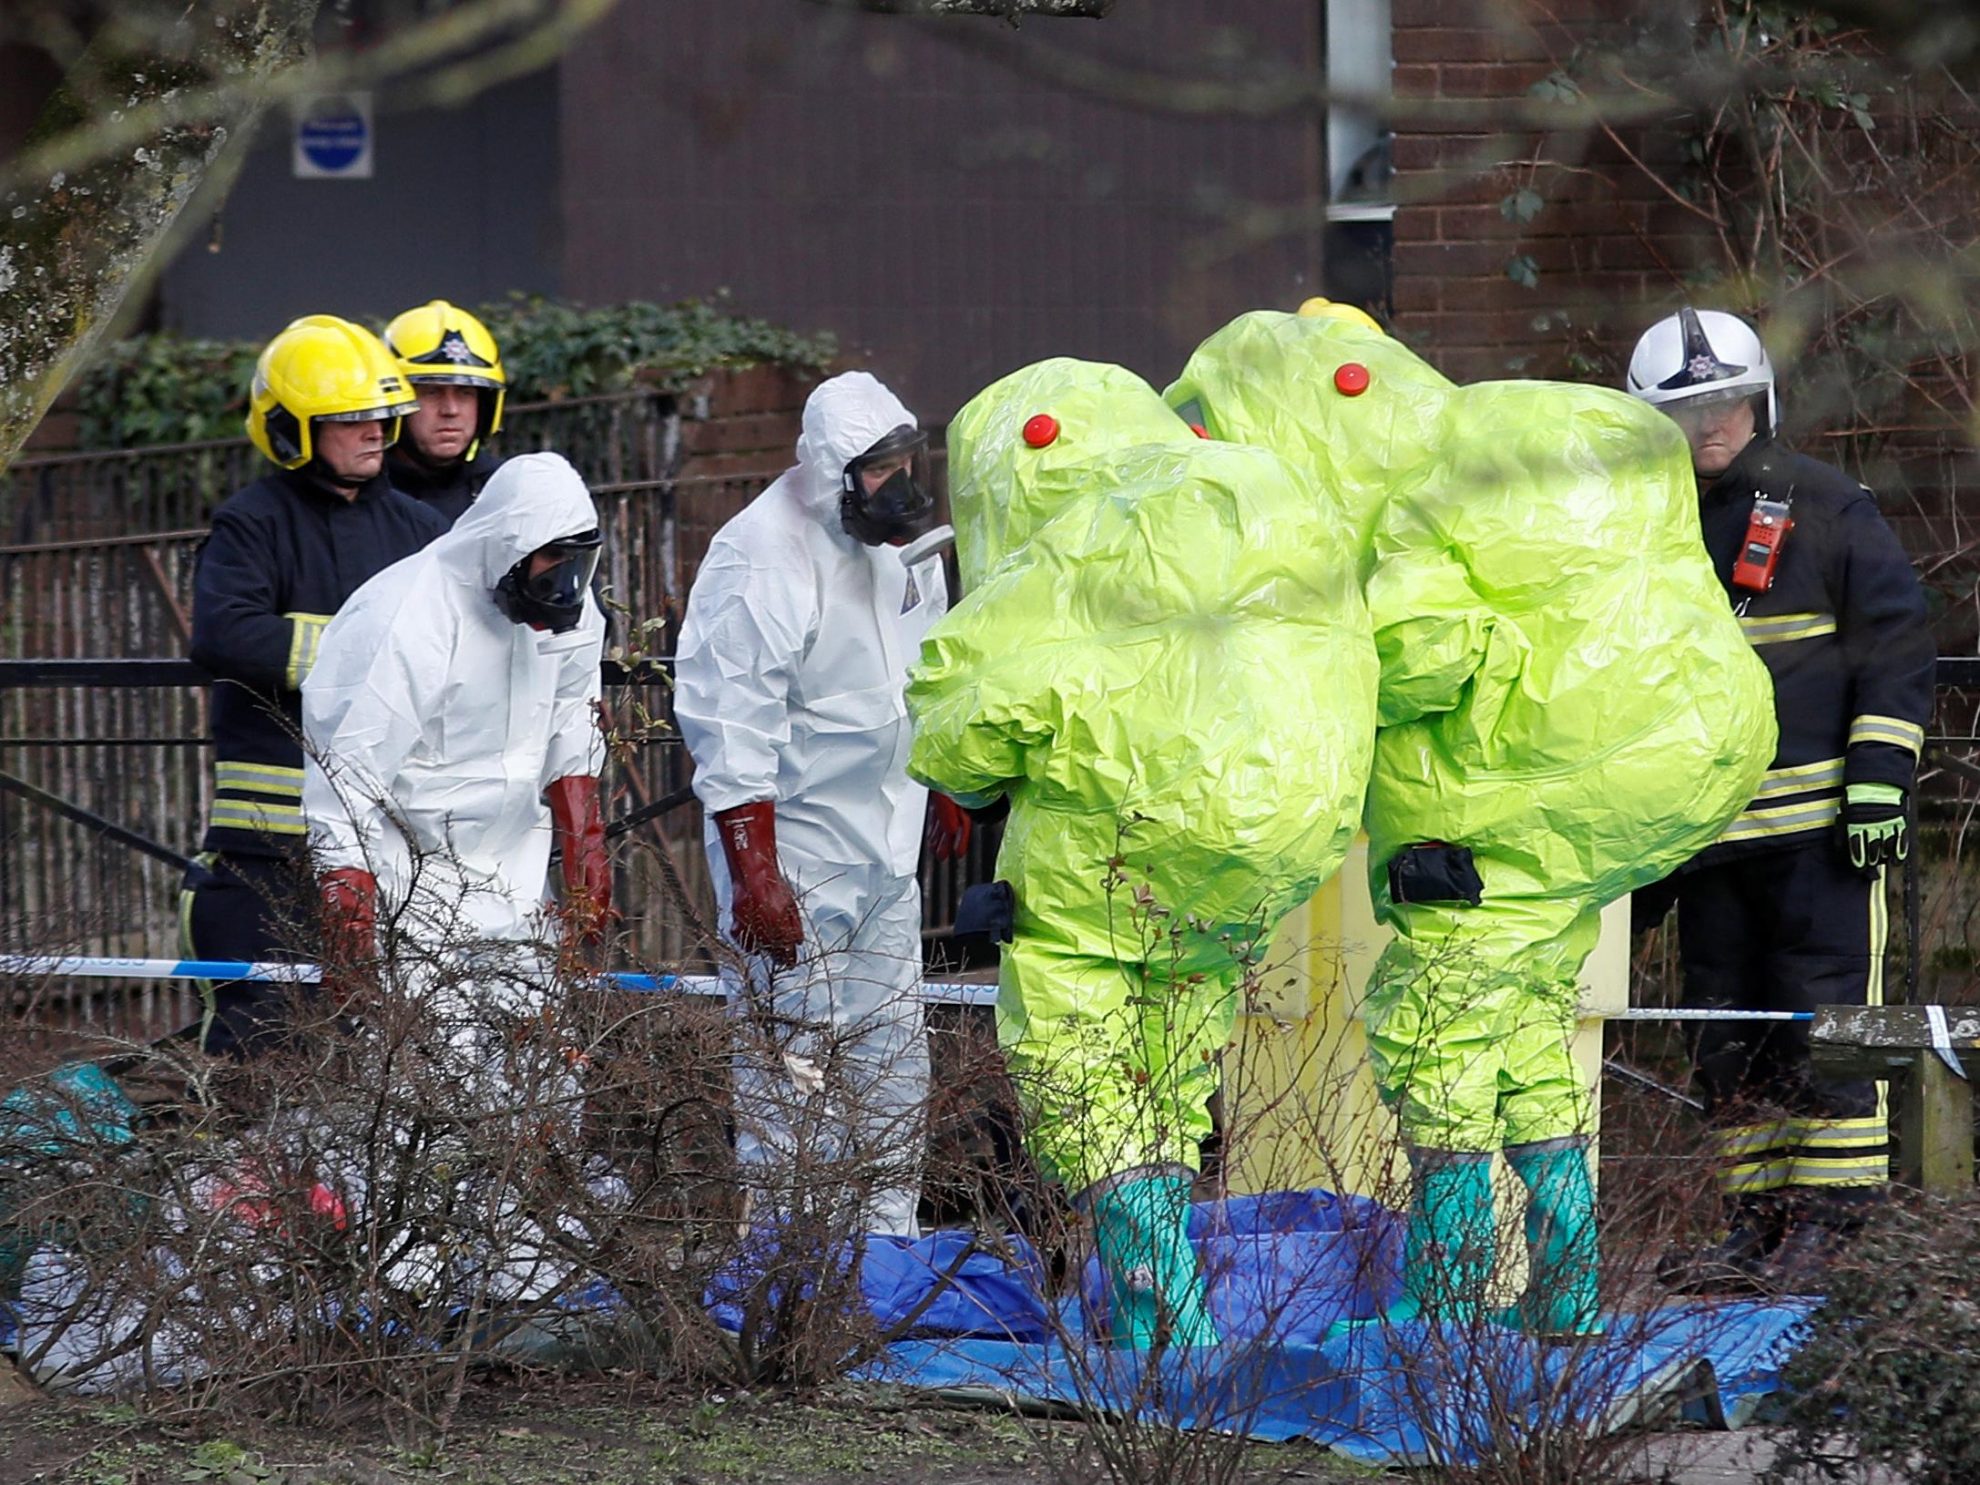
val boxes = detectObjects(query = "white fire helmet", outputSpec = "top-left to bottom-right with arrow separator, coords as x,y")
1625,307 -> 1777,434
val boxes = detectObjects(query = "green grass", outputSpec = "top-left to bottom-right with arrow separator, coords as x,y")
1,1380 -> 1380,1485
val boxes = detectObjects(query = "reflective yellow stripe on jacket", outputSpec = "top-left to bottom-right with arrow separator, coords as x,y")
284,611 -> 333,690
210,759 -> 306,837
1739,611 -> 1837,646
1712,1121 -> 1793,1159
1751,756 -> 1844,802
208,799 -> 307,836
1718,795 -> 1843,845
1848,713 -> 1925,758
215,761 -> 304,798
1787,1115 -> 1889,1188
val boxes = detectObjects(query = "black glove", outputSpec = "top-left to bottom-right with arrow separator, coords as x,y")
1837,783 -> 1909,876
1387,842 -> 1484,907
955,881 -> 1016,943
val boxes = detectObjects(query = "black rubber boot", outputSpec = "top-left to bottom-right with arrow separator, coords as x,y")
1656,1193 -> 1784,1295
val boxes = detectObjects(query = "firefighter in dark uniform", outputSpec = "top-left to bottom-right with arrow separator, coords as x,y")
1626,307 -> 1935,1287
381,300 -> 507,528
178,314 -> 445,1058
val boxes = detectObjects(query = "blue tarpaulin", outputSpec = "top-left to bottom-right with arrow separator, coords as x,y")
708,1189 -> 1814,1468
873,1299 -> 1811,1466
1077,1189 -> 1403,1343
707,1226 -> 1057,1342
708,1190 -> 1403,1346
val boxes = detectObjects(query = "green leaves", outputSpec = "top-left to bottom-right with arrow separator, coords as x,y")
75,335 -> 259,449
1527,70 -> 1581,103
72,293 -> 838,451
480,291 -> 836,404
1505,253 -> 1541,290
1765,1196 -> 1980,1485
1499,189 -> 1545,225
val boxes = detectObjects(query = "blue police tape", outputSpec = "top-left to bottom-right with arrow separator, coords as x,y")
0,955 -> 1000,1007
0,957 -> 1810,1019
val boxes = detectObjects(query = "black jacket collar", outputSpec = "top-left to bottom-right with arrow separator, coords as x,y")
275,465 -> 396,507
1704,435 -> 1783,505
385,446 -> 480,497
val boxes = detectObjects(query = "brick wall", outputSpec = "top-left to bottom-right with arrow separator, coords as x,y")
1386,3 -> 1978,640
674,364 -> 814,486
1389,0 -> 1706,385
664,364 -> 813,628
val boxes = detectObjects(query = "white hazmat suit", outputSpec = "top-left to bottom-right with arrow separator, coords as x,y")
303,450 -> 607,957
301,451 -> 609,1303
675,372 -> 948,1238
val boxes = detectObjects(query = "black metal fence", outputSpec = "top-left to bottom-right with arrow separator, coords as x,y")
1,393 -> 694,1038
0,652 -> 994,1042
1,391 -> 992,1039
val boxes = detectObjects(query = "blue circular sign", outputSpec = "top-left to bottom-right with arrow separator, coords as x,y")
299,98 -> 367,172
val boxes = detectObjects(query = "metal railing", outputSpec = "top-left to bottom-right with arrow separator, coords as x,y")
0,659 -> 700,1042
1,393 -> 694,1038
0,390 -> 1006,1040
0,652 -> 996,1040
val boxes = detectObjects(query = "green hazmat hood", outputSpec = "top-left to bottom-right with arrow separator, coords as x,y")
1361,376 -> 1776,918
945,358 -> 1197,592
1166,310 -> 1455,577
1370,378 -> 1774,914
1172,309 -> 1775,940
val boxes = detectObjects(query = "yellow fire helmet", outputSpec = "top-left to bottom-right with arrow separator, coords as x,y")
245,315 -> 419,471
1296,296 -> 1386,335
383,299 -> 507,449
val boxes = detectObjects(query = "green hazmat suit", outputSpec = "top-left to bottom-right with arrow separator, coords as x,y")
1169,310 -> 1777,1159
905,358 -> 1379,1198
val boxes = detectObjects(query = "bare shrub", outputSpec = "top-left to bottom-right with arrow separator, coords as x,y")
0,800 -> 1785,1484
1761,1192 -> 1980,1485
0,812 -> 1067,1446
0,827 -> 747,1433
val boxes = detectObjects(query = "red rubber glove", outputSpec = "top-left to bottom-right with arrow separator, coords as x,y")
547,773 -> 615,956
926,793 -> 973,862
318,867 -> 377,985
714,801 -> 803,969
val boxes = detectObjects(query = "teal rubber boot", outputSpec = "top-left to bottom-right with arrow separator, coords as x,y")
1498,1138 -> 1604,1339
1331,1150 -> 1496,1337
1088,1172 -> 1220,1350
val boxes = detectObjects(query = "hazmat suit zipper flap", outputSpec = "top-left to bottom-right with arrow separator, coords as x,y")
504,633 -> 550,799
869,547 -> 909,681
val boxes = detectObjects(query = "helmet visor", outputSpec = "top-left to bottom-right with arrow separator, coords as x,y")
518,531 -> 603,609
840,426 -> 936,546
1664,387 -> 1761,426
318,399 -> 420,423
406,371 -> 504,391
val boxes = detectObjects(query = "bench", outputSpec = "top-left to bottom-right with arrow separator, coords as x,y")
1810,1004 -> 1980,1193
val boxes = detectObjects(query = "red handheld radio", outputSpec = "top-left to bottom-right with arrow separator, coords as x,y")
1732,495 -> 1793,593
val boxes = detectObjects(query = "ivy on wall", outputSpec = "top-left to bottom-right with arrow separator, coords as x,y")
74,293 -> 838,450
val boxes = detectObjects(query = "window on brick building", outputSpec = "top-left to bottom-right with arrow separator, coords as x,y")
1324,0 -> 1396,323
